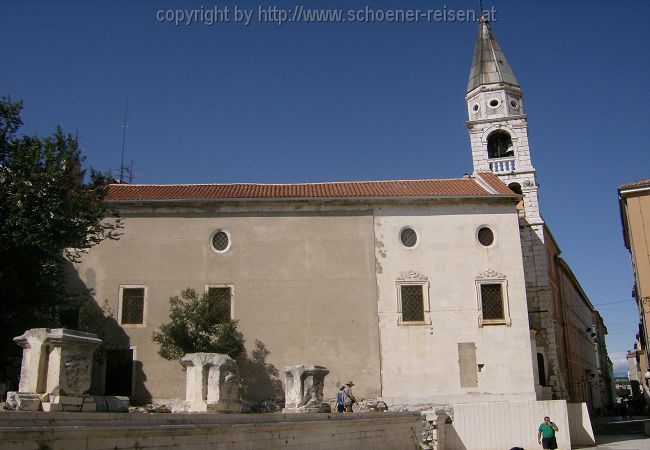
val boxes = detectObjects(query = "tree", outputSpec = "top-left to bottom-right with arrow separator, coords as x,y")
0,97 -> 121,384
152,288 -> 245,360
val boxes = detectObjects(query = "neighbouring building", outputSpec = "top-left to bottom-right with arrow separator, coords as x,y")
619,179 -> 650,407
65,17 -> 613,409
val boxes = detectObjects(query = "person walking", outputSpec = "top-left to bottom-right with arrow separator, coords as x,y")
537,416 -> 559,449
343,381 -> 356,412
336,386 -> 345,413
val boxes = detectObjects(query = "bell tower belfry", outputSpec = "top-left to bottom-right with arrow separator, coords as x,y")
465,16 -> 568,401
466,15 -> 541,226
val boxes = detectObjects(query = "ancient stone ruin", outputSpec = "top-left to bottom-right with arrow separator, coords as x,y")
283,365 -> 330,413
172,353 -> 241,413
6,328 -> 128,412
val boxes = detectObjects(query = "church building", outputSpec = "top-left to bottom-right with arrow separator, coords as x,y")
69,17 -> 612,409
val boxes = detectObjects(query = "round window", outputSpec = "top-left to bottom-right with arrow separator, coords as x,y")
488,99 -> 500,108
212,230 -> 230,252
510,99 -> 519,109
472,103 -> 480,113
477,227 -> 494,247
400,228 -> 417,248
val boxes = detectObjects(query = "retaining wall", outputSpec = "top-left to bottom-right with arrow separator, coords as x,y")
0,411 -> 423,450
444,400 -> 572,450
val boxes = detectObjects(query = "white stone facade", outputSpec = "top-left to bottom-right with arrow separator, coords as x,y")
374,202 -> 536,405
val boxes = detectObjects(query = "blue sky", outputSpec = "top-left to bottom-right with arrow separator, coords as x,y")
3,0 -> 649,376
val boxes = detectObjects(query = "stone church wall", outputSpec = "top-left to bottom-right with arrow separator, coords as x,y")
72,203 -> 382,404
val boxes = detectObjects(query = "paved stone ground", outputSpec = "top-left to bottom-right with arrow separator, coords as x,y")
574,416 -> 650,450
576,434 -> 650,449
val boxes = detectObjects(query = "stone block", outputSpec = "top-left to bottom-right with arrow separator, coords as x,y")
50,395 -> 84,405
62,404 -> 82,412
105,396 -> 129,413
6,392 -> 41,411
41,402 -> 63,412
91,396 -> 108,412
82,402 -> 97,412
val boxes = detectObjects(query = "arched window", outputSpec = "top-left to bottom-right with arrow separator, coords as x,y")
487,130 -> 514,159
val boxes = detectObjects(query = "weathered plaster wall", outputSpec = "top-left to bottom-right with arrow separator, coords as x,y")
73,205 -> 381,403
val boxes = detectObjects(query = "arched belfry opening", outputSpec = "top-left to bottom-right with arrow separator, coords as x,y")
508,182 -> 524,211
508,182 -> 522,195
487,130 -> 514,159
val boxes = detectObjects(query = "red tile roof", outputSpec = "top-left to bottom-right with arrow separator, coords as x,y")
619,179 -> 650,191
106,172 -> 517,202
474,171 -> 518,195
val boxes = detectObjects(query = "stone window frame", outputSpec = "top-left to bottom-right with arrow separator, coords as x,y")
398,226 -> 419,249
475,269 -> 511,327
476,225 -> 496,248
210,229 -> 232,254
396,271 -> 431,326
204,284 -> 235,320
118,285 -> 148,328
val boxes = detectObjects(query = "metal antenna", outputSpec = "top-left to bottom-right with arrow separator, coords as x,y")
119,96 -> 129,182
128,160 -> 134,183
479,0 -> 485,19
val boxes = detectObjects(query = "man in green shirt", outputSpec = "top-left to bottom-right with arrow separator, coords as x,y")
537,416 -> 559,449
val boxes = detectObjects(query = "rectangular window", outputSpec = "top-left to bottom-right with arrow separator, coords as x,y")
120,287 -> 145,325
400,285 -> 425,323
476,278 -> 511,326
207,286 -> 232,322
480,283 -> 504,320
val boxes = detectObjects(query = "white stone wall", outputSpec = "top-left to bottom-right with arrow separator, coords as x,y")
373,201 -> 537,405
445,400 -> 574,450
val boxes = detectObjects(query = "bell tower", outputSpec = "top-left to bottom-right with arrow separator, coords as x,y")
466,15 -> 541,226
465,16 -> 568,401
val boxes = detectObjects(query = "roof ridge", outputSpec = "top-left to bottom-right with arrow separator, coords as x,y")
110,177 -> 475,188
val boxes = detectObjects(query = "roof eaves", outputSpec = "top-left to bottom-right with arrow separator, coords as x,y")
105,193 -> 511,205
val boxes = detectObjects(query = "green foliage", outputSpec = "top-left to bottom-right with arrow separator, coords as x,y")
152,288 -> 245,360
0,96 -> 122,383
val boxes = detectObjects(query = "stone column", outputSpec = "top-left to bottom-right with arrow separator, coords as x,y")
13,328 -> 50,394
172,353 -> 240,413
283,365 -> 306,411
283,365 -> 329,413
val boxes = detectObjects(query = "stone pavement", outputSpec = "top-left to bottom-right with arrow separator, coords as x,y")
576,434 -> 650,449
575,416 -> 650,450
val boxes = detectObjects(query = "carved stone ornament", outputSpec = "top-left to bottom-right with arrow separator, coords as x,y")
476,269 -> 506,279
63,356 -> 91,393
397,271 -> 428,281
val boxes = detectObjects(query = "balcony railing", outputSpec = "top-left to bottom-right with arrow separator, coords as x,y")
489,157 -> 516,174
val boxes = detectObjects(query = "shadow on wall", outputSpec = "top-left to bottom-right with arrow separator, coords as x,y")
444,423 -> 468,450
237,339 -> 284,408
64,261 -> 152,404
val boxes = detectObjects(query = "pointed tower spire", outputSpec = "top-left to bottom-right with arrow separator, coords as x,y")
467,16 -> 519,93
465,16 -> 540,225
